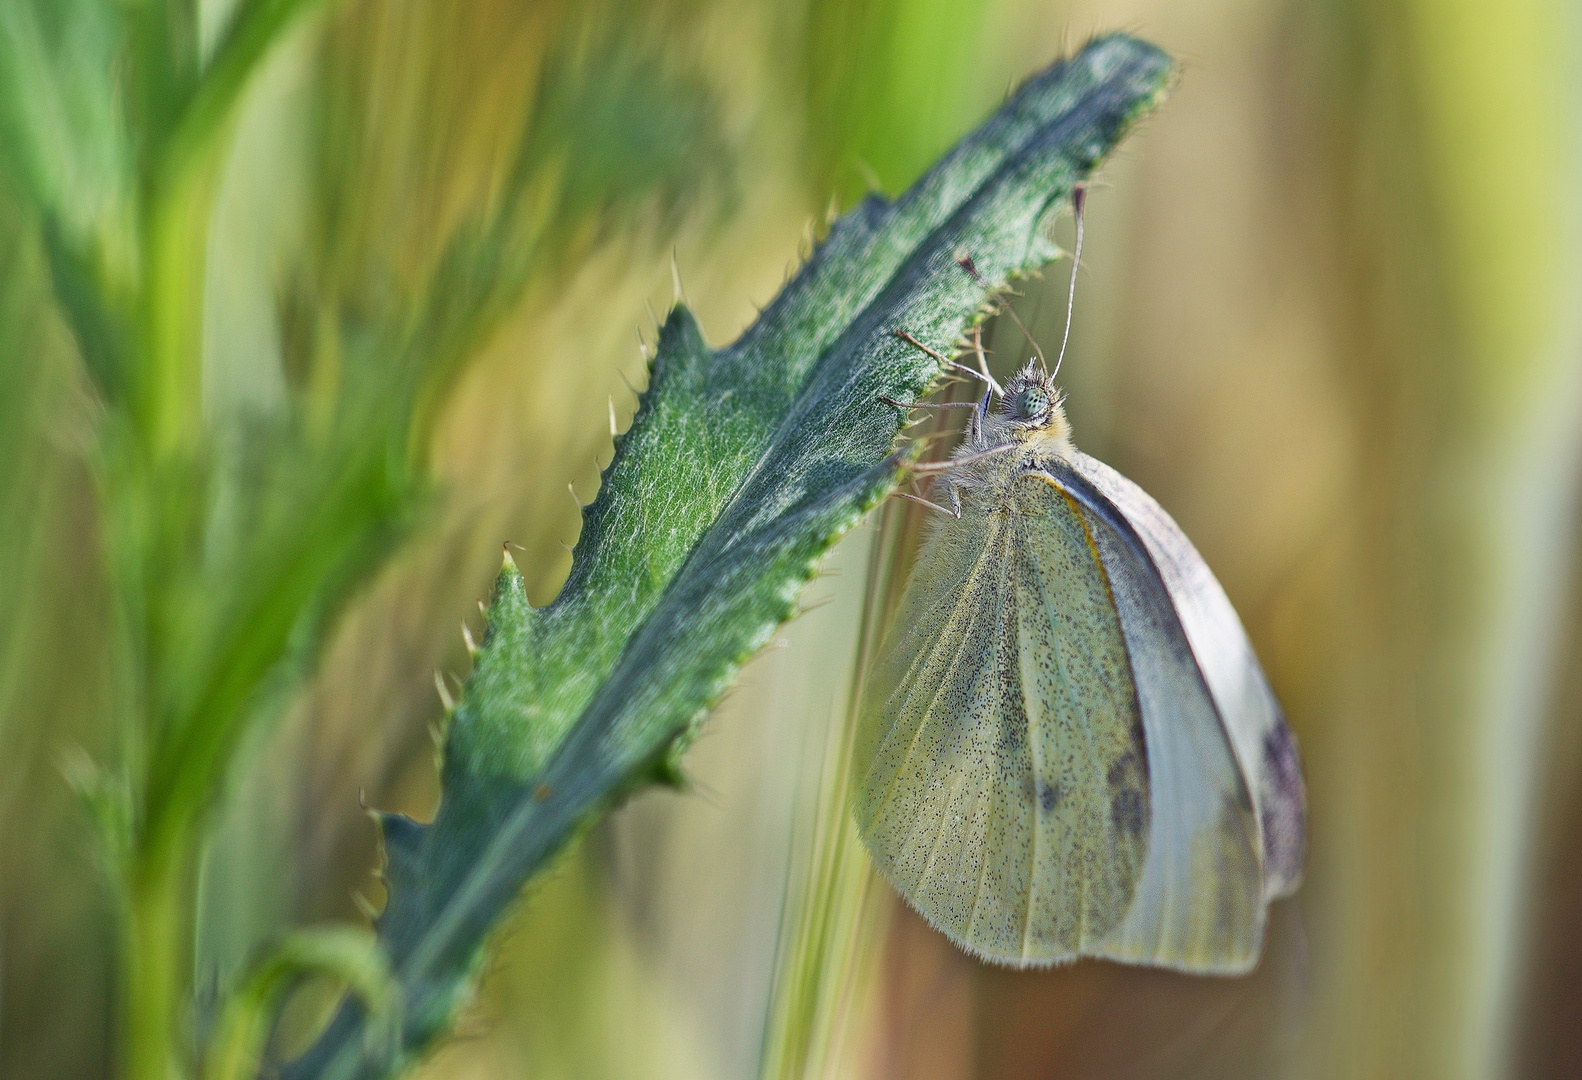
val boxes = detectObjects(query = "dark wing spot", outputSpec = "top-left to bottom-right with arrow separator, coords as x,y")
1038,781 -> 1062,813
1260,724 -> 1307,885
1111,788 -> 1145,837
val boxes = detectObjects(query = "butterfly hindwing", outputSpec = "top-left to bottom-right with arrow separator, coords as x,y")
855,475 -> 1150,964
1008,476 -> 1149,956
852,498 -> 1008,934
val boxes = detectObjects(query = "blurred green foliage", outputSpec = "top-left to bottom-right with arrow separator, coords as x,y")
0,0 -> 736,1075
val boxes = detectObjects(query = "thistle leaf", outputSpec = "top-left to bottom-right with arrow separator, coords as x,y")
288,35 -> 1173,1080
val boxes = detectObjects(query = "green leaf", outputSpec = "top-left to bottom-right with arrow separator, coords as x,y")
204,926 -> 397,1080
286,34 -> 1173,1080
0,0 -> 140,399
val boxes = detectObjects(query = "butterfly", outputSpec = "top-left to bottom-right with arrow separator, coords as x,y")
853,198 -> 1305,973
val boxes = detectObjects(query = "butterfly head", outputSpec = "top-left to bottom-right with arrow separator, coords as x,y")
1000,360 -> 1064,430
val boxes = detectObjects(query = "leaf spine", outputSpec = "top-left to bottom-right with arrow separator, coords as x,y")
352,891 -> 379,921
670,249 -> 687,306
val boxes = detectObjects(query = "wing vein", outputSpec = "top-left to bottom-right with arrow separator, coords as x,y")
918,770 -> 968,897
967,549 -> 1017,951
866,519 -> 1008,825
1008,538 -> 1040,962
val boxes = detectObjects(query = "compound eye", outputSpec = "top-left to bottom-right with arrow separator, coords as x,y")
1012,386 -> 1048,419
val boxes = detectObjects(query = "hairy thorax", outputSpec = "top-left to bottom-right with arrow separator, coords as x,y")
952,402 -> 1075,501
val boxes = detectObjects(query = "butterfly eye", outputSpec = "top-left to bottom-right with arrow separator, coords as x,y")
1010,386 -> 1048,419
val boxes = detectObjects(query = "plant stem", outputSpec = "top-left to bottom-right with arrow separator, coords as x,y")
137,178 -> 208,461
124,841 -> 191,1080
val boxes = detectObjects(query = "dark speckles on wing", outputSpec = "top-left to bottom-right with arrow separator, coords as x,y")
1111,787 -> 1145,837
1104,746 -> 1148,840
1038,781 -> 1062,813
993,622 -> 1029,754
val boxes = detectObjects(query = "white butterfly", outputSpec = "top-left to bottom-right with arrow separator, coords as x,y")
856,262 -> 1304,972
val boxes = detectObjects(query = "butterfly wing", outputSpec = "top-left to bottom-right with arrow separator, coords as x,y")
1062,451 -> 1306,901
1040,457 -> 1296,972
854,478 -> 1150,965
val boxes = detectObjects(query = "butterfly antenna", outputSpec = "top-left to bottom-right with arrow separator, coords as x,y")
956,256 -> 1045,378
1053,184 -> 1086,380
1001,295 -> 1046,378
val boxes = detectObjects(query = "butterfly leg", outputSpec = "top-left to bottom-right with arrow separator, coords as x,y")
892,330 -> 1004,397
912,442 -> 1018,473
969,326 -> 996,391
965,389 -> 991,447
878,396 -> 979,411
891,474 -> 961,518
891,488 -> 961,519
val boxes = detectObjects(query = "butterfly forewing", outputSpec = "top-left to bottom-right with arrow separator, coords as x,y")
1045,463 -> 1267,971
1068,451 -> 1306,901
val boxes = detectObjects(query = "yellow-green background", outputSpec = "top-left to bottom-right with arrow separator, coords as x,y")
2,0 -> 1580,1078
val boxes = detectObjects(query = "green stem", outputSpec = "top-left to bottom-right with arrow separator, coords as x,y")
124,843 -> 191,1080
137,173 -> 210,460
135,0 -> 339,458
162,0 -> 334,188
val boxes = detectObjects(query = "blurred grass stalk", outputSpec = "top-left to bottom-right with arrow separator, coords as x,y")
756,353 -> 977,1080
1315,1 -> 1582,1077
1,0 -> 737,1075
755,536 -> 890,1080
755,552 -> 887,1080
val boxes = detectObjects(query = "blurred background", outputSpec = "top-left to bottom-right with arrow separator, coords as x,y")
1,0 -> 1580,1079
